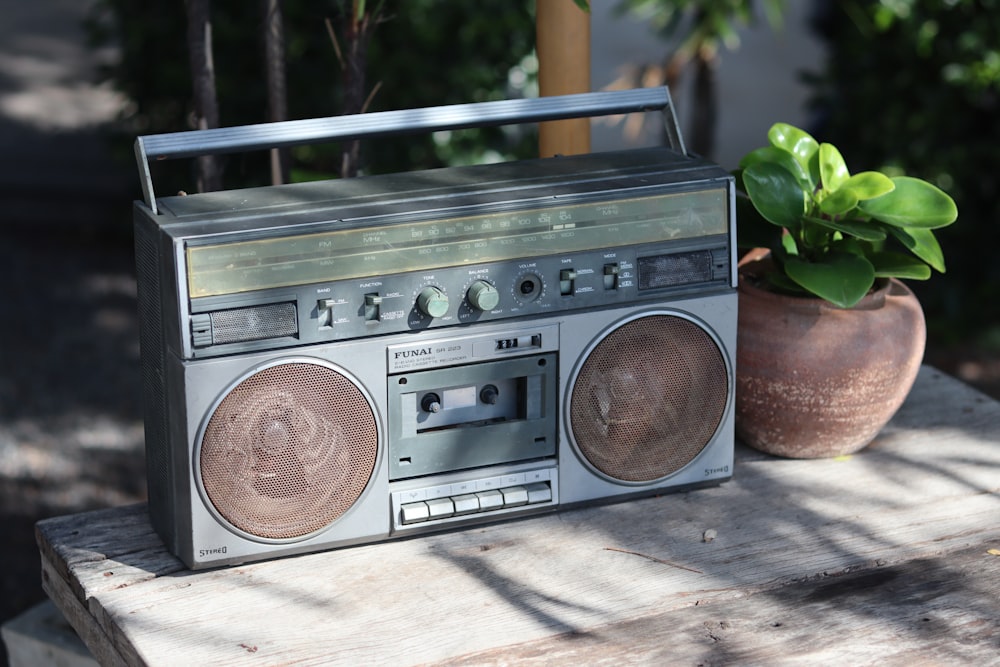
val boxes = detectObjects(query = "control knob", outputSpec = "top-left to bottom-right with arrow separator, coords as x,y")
466,280 -> 500,312
416,286 -> 450,318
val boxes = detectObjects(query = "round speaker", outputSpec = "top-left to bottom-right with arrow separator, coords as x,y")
197,360 -> 379,541
568,313 -> 729,483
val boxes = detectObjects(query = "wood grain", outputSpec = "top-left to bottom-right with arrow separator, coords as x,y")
36,367 -> 1000,665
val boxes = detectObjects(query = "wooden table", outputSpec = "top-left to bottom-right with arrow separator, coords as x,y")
37,366 -> 1000,665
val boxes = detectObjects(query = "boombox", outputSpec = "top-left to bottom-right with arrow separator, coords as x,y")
132,88 -> 737,569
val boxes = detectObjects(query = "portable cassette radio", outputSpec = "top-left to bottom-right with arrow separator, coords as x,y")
133,88 -> 737,568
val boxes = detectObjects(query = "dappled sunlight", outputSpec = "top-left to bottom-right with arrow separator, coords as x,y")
0,79 -> 125,131
387,366 -> 1000,661
31,361 -> 999,663
0,4 -> 124,131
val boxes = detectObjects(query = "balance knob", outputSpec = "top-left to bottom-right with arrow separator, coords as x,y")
416,286 -> 449,318
466,280 -> 500,312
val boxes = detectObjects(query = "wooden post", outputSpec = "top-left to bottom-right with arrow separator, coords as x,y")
536,0 -> 591,157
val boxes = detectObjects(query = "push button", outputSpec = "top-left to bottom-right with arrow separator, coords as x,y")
426,497 -> 455,519
476,489 -> 504,511
524,482 -> 552,504
501,486 -> 529,507
400,502 -> 430,524
452,494 -> 480,515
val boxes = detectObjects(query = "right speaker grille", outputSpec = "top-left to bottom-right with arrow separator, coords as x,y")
569,314 -> 729,483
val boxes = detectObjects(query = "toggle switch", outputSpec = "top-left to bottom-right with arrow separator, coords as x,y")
559,268 -> 577,296
603,263 -> 620,290
364,293 -> 382,323
317,298 -> 336,327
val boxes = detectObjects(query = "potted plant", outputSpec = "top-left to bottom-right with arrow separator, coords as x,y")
734,122 -> 958,458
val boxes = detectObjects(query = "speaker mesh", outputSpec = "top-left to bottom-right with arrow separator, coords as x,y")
199,362 -> 378,540
209,302 -> 298,345
570,315 -> 728,482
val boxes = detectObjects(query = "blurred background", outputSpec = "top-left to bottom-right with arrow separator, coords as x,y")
2,1 -> 998,663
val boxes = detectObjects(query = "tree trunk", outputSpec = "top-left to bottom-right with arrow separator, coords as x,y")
185,0 -> 223,192
689,49 -> 717,159
536,0 -> 591,157
263,0 -> 290,185
340,12 -> 364,178
331,2 -> 384,178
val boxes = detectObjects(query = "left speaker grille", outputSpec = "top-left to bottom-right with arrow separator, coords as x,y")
199,362 -> 378,540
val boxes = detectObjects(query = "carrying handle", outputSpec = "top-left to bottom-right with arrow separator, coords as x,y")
135,87 -> 685,214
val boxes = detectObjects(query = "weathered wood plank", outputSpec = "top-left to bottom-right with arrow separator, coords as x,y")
40,558 -> 133,667
439,543 -> 1000,666
35,367 -> 1000,665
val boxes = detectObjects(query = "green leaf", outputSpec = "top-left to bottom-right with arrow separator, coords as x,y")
858,176 -> 958,228
780,230 -> 799,256
768,123 -> 819,176
804,215 -> 887,242
830,236 -> 870,258
818,188 -> 859,217
742,162 -> 806,228
819,143 -> 850,191
840,171 -> 895,200
887,225 -> 946,272
784,252 -> 876,308
869,251 -> 933,280
738,146 -> 812,189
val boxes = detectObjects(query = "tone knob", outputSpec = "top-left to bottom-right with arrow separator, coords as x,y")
466,280 -> 500,312
416,286 -> 449,318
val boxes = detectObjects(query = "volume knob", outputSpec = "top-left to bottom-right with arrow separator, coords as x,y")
466,280 -> 500,312
416,286 -> 449,318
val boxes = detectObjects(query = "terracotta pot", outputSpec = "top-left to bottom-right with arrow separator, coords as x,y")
736,258 -> 926,458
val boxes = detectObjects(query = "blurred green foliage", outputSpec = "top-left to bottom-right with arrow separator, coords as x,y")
87,1 -> 537,194
808,0 -> 1000,339
614,0 -> 786,157
615,0 -> 785,58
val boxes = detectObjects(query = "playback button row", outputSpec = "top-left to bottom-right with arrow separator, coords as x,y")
399,481 -> 552,525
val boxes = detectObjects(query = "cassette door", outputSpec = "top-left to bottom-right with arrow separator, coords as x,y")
557,292 -> 736,504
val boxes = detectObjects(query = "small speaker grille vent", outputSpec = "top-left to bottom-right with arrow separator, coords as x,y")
199,362 -> 378,540
570,315 -> 728,482
638,251 -> 714,290
203,303 -> 298,346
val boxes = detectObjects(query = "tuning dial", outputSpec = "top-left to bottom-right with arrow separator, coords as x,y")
466,280 -> 500,312
416,286 -> 450,318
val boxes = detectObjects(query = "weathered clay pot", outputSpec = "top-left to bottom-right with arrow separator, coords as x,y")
736,257 -> 926,458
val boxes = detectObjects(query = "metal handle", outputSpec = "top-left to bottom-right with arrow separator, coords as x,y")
135,87 -> 685,214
